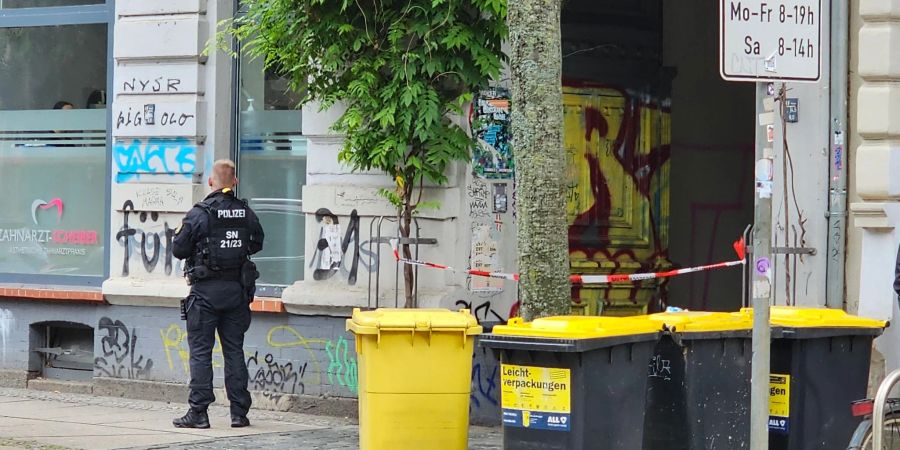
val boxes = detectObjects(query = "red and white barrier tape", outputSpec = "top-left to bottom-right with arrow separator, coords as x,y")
569,260 -> 744,284
390,238 -> 747,285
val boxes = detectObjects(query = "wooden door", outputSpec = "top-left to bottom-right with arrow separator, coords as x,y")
564,85 -> 672,315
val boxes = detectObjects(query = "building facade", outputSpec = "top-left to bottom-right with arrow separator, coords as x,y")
850,0 -> 900,382
0,0 -> 896,422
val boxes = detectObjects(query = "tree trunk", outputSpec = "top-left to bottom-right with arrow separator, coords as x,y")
400,204 -> 415,308
509,0 -> 571,320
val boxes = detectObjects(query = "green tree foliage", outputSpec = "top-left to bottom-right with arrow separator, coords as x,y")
223,0 -> 507,306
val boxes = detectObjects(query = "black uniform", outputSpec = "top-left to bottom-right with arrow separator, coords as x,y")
173,188 -> 264,420
894,244 -> 900,298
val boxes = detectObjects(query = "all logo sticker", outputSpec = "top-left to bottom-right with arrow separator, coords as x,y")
501,364 -> 571,432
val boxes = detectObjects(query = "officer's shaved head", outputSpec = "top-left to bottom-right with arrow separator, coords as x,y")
209,159 -> 237,191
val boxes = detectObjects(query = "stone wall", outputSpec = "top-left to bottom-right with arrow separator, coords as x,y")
0,300 -> 502,423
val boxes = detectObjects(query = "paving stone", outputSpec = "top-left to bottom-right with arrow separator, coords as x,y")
0,388 -> 502,450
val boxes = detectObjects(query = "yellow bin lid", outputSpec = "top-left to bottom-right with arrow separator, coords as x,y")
347,308 -> 483,335
739,306 -> 886,329
491,315 -> 661,339
644,311 -> 753,333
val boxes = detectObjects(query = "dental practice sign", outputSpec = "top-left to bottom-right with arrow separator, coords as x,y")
720,0 -> 822,82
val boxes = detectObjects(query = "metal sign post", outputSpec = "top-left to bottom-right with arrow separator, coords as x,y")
751,82 -> 775,450
719,1 -> 823,447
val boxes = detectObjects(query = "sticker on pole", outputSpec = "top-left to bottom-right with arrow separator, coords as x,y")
720,1 -> 822,82
501,364 -> 571,432
769,373 -> 791,433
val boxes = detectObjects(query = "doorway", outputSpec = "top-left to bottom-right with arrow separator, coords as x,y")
561,0 -> 755,315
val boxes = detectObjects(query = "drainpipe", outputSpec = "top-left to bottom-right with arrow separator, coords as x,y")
826,0 -> 849,310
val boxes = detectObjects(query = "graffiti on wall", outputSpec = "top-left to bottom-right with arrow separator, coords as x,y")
124,185 -> 189,212
159,323 -> 358,396
114,102 -> 198,138
116,200 -> 180,277
310,208 -> 377,285
267,325 -> 359,394
470,88 -> 513,179
467,176 -> 507,293
94,317 -> 154,379
564,86 -> 672,314
454,299 -> 509,326
114,138 -> 196,183
470,349 -> 500,412
467,179 -> 491,219
325,336 -> 358,394
160,323 -> 223,374
247,351 -> 308,395
265,325 -> 326,389
121,76 -> 184,95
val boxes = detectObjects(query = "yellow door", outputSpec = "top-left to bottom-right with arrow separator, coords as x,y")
563,85 -> 672,316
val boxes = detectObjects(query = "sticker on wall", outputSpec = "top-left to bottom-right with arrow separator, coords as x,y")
143,104 -> 156,125
756,180 -> 773,199
769,374 -> 791,434
493,183 -> 508,214
753,279 -> 772,299
471,88 -> 514,179
470,223 -> 502,293
755,257 -> 771,276
319,223 -> 342,269
834,130 -> 845,146
764,52 -> 777,72
766,124 -> 775,143
501,364 -> 571,432
785,98 -> 799,123
755,158 -> 773,182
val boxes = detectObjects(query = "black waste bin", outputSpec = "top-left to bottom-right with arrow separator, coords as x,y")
641,311 -> 754,450
748,307 -> 887,450
480,315 -> 661,450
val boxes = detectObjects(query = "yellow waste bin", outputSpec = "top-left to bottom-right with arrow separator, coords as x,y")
347,308 -> 483,450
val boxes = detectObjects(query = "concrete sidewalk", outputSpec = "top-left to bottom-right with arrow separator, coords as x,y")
0,388 -> 501,449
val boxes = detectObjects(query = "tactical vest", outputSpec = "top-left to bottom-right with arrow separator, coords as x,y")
195,193 -> 252,275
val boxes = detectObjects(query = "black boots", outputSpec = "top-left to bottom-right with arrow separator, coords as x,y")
173,409 -> 250,429
172,409 -> 210,429
231,415 -> 250,428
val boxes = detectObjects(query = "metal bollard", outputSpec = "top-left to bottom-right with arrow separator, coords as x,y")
873,368 -> 900,449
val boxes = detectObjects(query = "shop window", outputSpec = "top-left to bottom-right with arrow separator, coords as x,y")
236,55 -> 306,292
0,0 -> 102,8
0,23 -> 108,279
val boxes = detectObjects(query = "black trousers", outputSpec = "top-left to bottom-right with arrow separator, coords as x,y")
186,280 -> 252,417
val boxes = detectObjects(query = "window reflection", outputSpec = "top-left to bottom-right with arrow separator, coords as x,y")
0,24 -> 107,111
237,56 -> 306,287
0,24 -> 107,277
0,0 -> 102,9
239,57 -> 302,112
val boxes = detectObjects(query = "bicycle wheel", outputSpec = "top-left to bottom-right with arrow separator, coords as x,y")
858,414 -> 900,449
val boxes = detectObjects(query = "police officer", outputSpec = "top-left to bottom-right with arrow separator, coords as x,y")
172,159 -> 264,429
